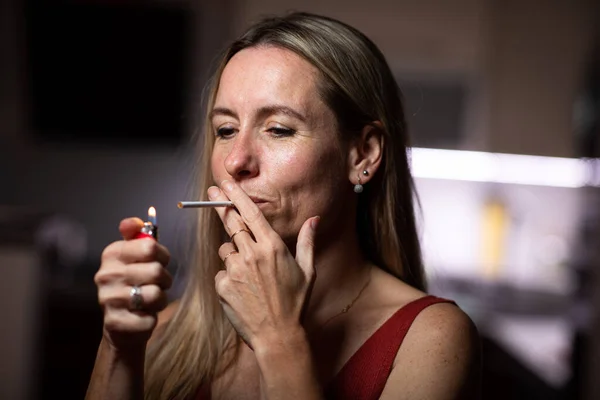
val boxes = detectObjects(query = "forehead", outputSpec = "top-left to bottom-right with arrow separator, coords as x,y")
215,46 -> 323,111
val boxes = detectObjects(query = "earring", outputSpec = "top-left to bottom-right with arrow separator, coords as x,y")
354,175 -> 363,193
363,170 -> 369,176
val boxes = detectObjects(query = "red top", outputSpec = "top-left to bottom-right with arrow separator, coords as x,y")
196,295 -> 455,399
324,295 -> 454,399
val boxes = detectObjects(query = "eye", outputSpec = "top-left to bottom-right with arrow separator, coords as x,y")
268,126 -> 296,137
215,126 -> 236,139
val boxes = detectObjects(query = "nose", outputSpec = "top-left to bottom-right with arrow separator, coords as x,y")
223,131 -> 259,180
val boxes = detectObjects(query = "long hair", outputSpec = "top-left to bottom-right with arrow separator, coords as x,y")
144,12 -> 425,400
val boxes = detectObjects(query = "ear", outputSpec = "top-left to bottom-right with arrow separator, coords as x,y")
347,121 -> 384,185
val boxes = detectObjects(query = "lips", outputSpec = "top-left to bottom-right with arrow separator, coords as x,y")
239,187 -> 270,204
249,196 -> 268,204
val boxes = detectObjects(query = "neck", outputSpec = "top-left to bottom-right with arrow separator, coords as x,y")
302,213 -> 371,330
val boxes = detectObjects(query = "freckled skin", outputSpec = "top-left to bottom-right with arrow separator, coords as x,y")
210,46 -> 350,244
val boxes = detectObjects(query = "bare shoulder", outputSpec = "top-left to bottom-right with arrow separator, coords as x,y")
403,301 -> 480,365
380,298 -> 481,399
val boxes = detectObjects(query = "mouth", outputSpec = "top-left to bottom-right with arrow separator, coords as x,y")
249,196 -> 268,204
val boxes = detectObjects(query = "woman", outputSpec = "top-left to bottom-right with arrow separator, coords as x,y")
86,12 -> 480,400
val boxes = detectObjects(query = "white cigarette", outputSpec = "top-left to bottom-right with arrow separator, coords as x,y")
177,201 -> 234,208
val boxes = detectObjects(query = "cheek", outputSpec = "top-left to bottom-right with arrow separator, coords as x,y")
269,149 -> 306,179
266,145 -> 318,184
275,144 -> 344,197
210,151 -> 226,182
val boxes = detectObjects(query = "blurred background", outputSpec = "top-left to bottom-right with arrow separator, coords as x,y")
1,0 -> 599,398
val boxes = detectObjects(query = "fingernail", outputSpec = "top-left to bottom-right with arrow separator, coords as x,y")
221,180 -> 234,192
208,186 -> 220,199
311,216 -> 320,230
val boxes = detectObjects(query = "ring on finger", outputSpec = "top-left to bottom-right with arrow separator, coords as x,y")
230,228 -> 250,241
130,285 -> 143,311
223,250 -> 238,265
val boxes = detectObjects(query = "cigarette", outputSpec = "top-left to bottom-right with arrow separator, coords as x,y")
177,201 -> 234,208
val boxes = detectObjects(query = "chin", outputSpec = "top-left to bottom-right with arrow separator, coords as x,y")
268,219 -> 299,242
261,207 -> 303,241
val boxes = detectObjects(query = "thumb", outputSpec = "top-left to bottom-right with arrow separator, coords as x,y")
295,216 -> 319,276
119,217 -> 145,240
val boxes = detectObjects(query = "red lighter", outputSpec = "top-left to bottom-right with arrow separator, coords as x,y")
134,206 -> 159,240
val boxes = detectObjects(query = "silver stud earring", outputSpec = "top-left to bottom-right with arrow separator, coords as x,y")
363,170 -> 369,176
354,175 -> 363,193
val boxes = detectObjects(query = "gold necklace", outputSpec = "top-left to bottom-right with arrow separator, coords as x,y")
317,267 -> 373,330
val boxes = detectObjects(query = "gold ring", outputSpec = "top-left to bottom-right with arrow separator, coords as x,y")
230,228 -> 250,241
223,250 -> 238,264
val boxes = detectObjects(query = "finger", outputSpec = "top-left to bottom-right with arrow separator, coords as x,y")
119,217 -> 145,240
229,227 -> 253,249
208,185 -> 254,252
102,239 -> 170,266
218,242 -> 238,270
219,180 -> 272,241
295,216 -> 319,279
103,308 -> 158,334
214,269 -> 229,297
100,284 -> 168,313
125,262 -> 173,290
94,261 -> 173,290
218,242 -> 237,259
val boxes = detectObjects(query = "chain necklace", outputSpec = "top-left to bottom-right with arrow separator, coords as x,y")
316,267 -> 373,330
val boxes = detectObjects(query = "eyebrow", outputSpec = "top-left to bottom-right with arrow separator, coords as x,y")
209,105 -> 307,123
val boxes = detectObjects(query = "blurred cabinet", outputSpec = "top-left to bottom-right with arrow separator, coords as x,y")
0,246 -> 40,400
0,207 -> 102,400
37,286 -> 103,400
231,0 -> 598,157
485,0 -> 597,158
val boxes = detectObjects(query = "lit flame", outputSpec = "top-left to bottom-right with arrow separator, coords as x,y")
148,206 -> 157,225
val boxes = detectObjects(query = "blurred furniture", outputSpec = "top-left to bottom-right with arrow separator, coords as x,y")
0,207 -> 44,400
430,275 -> 576,400
0,206 -> 100,400
37,281 -> 103,400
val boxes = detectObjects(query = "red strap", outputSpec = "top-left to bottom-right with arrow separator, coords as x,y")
325,295 -> 455,400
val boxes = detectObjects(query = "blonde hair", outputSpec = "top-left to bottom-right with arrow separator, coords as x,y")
145,12 -> 425,400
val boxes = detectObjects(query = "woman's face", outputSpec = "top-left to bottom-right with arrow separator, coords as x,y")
210,46 -> 349,242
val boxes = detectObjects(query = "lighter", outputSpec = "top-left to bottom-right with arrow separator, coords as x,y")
134,206 -> 158,240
